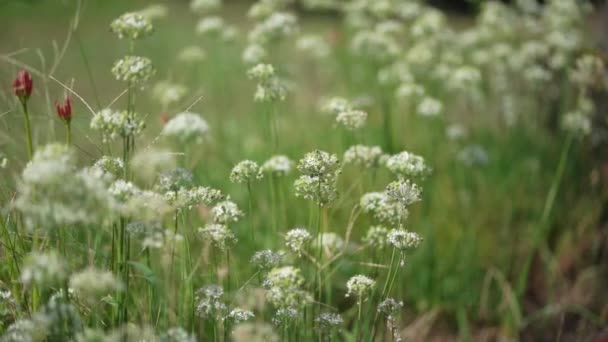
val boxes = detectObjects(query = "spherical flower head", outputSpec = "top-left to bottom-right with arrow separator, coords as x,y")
190,0 -> 222,13
248,12 -> 298,45
336,109 -> 367,130
242,44 -> 268,65
109,179 -> 141,203
294,174 -> 339,206
251,249 -> 282,270
93,156 -> 124,179
315,232 -> 345,254
110,12 -> 153,40
345,275 -> 375,299
198,223 -> 237,250
377,298 -> 403,320
176,186 -> 224,210
55,95 -> 72,123
195,284 -> 227,319
344,145 -> 384,168
13,69 -> 33,102
360,192 -> 408,226
156,168 -> 194,193
315,312 -> 343,331
90,108 -> 146,142
226,308 -> 255,324
178,45 -> 206,63
69,267 -> 122,303
272,307 -> 299,326
20,251 -> 67,288
284,228 -> 312,256
261,155 -> 293,176
230,160 -> 263,183
321,97 -> 351,116
211,200 -> 244,224
385,179 -> 421,207
385,151 -> 429,178
297,150 -> 340,176
196,16 -> 225,36
387,229 -> 422,251
152,81 -> 188,108
161,112 -> 210,145
247,64 -> 275,81
112,56 -> 155,85
362,225 -> 390,249
265,266 -> 304,290
417,96 -> 443,117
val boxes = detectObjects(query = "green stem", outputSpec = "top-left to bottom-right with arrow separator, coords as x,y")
247,181 -> 255,244
20,101 -> 34,160
65,122 -> 71,146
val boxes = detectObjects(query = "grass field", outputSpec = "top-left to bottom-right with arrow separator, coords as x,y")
1,0 -> 607,341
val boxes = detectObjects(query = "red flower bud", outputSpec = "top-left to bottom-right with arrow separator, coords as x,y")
55,96 -> 72,123
13,70 -> 33,101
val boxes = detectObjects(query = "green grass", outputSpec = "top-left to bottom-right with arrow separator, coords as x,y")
0,0 -> 606,340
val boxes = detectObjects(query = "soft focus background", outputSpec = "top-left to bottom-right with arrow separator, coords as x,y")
1,0 -> 608,341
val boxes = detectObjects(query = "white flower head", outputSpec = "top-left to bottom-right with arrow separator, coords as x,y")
110,12 -> 153,40
230,160 -> 263,183
336,109 -> 368,130
112,56 -> 155,85
161,112 -> 210,144
261,155 -> 293,175
385,151 -> 429,178
285,228 -> 312,256
211,200 -> 244,224
345,275 -> 375,299
198,224 -> 237,250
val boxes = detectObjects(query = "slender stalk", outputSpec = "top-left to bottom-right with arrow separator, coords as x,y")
65,122 -> 71,146
247,181 -> 255,243
20,101 -> 34,160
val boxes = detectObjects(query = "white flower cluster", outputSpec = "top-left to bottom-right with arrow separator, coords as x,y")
226,308 -> 255,324
296,35 -> 330,59
261,155 -> 293,175
336,109 -> 368,131
345,275 -> 375,299
195,284 -> 227,319
90,108 -> 145,142
343,145 -> 384,168
69,267 -> 122,304
20,251 -> 67,288
211,200 -> 244,224
161,112 -> 210,144
112,56 -> 155,85
315,312 -> 343,331
264,266 -> 311,310
387,229 -> 422,251
385,179 -> 422,207
362,225 -> 390,249
198,223 -> 237,250
247,64 -> 287,103
249,12 -> 297,45
284,228 -> 312,256
360,192 -> 408,226
230,160 -> 263,184
152,81 -> 188,109
110,12 -> 153,40
251,249 -> 283,270
315,232 -> 345,255
385,151 -> 429,178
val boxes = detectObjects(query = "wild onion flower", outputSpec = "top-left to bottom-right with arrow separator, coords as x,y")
315,232 -> 345,254
396,82 -> 425,101
271,307 -> 299,326
315,312 -> 343,331
362,226 -> 390,249
131,148 -> 176,182
321,97 -> 351,116
343,145 -> 384,168
261,155 -> 293,175
13,69 -> 33,102
350,29 -> 400,62
336,109 -> 368,130
20,251 -> 67,288
387,229 -> 422,252
385,151 -> 429,178
570,54 -> 606,89
284,228 -> 312,256
109,179 -> 140,203
93,156 -> 124,178
69,267 -> 122,304
177,45 -> 206,63
156,168 -> 194,193
161,112 -> 210,144
90,108 -> 145,143
3,318 -> 48,342
190,0 -> 221,13
251,249 -> 282,270
264,266 -> 311,310
377,298 -> 403,321
152,81 -> 188,108
198,224 -> 237,250
345,275 -> 375,299
294,175 -> 339,206
296,35 -> 330,59
160,327 -> 197,342
110,12 -> 153,40
417,96 -> 443,117
226,308 -> 255,324
242,44 -> 268,65
211,200 -> 244,224
298,150 -> 339,176
230,160 -> 263,183
385,179 -> 422,207
195,284 -> 227,319
248,12 -> 298,45
112,56 -> 155,85
247,64 -> 287,102
360,192 -> 408,226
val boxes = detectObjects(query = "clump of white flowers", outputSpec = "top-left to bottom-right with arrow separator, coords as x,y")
321,97 -> 351,116
211,200 -> 244,224
261,155 -> 293,175
93,156 -> 124,178
296,35 -> 330,59
360,192 -> 408,226
363,225 -> 390,249
242,44 -> 268,65
336,109 -> 368,130
249,12 -> 298,45
385,151 -> 429,178
247,63 -> 287,102
230,160 -> 263,183
385,179 -> 422,207
285,228 -> 312,256
387,229 -> 422,251
345,275 -> 375,300
112,56 -> 155,85
315,232 -> 345,255
343,145 -> 384,169
91,109 -> 146,143
161,112 -> 210,144
251,249 -> 282,270
294,150 -> 341,206
152,81 -> 188,109
195,284 -> 227,319
110,12 -> 153,40
264,266 -> 311,311
20,251 -> 67,288
69,267 -> 122,304
198,223 -> 237,250
416,96 -> 443,117
226,308 -> 255,324
315,312 -> 343,331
